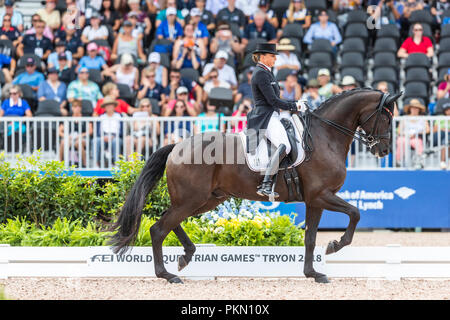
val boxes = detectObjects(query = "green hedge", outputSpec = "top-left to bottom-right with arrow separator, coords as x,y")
0,152 -> 304,246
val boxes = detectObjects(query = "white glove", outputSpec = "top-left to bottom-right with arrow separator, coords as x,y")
296,99 -> 308,112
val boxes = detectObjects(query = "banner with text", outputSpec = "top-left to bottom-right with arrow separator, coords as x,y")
256,171 -> 449,229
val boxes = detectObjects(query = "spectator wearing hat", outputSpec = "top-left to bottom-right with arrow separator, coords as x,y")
202,50 -> 238,89
188,7 -> 210,46
303,10 -> 342,51
67,67 -> 103,108
111,19 -> 146,63
94,96 -> 123,167
281,0 -> 311,29
281,70 -> 302,101
38,67 -> 68,115
396,98 -> 430,167
205,0 -> 228,16
156,7 -> 184,42
234,66 -> 254,103
316,68 -> 342,99
12,58 -> 45,94
119,11 -> 144,40
147,52 -> 168,87
17,20 -> 53,59
47,40 -> 73,69
54,24 -> 84,60
301,78 -> 324,111
81,11 -> 109,44
241,10 -> 277,52
137,66 -> 167,108
209,22 -> 241,59
124,0 -> 152,39
249,0 -> 278,28
77,42 -> 108,72
102,53 -> 139,91
94,82 -> 136,116
0,85 -> 32,118
202,67 -> 231,102
25,13 -> 54,41
172,22 -> 207,70
216,0 -> 246,30
192,0 -> 215,32
0,13 -> 21,47
274,38 -> 301,76
437,69 -> 450,100
100,0 -> 121,32
156,0 -> 185,28
397,22 -> 433,59
37,0 -> 61,31
163,85 -> 199,116
57,52 -> 77,85
0,0 -> 24,33
165,68 -> 203,113
340,75 -> 358,91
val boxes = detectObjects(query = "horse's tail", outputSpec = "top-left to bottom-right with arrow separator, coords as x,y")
109,143 -> 176,255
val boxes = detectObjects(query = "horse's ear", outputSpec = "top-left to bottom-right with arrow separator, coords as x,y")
386,92 -> 403,108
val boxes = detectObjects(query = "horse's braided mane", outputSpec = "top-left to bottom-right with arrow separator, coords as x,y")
314,87 -> 383,113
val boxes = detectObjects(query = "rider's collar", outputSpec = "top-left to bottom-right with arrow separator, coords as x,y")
257,62 -> 271,72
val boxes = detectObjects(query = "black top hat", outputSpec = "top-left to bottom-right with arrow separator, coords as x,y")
253,42 -> 279,55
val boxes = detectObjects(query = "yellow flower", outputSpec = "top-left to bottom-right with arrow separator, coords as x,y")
216,218 -> 227,227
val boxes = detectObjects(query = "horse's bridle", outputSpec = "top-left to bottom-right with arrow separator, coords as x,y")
310,93 -> 393,149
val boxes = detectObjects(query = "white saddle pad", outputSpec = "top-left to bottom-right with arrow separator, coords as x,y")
240,113 -> 305,172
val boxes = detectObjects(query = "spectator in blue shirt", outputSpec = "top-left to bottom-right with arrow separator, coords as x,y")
0,85 -> 32,117
0,0 -> 24,33
0,52 -> 15,83
156,7 -> 184,42
12,57 -> 45,93
77,42 -> 107,72
303,9 -> 342,50
38,67 -> 68,115
47,40 -> 73,69
188,7 -> 210,46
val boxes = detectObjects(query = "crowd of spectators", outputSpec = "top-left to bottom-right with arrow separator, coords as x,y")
0,0 -> 448,168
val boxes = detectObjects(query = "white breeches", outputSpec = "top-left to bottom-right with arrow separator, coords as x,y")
265,111 -> 291,154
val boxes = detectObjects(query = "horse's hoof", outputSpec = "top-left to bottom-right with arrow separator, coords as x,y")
326,240 -> 338,255
315,275 -> 330,284
168,276 -> 183,284
178,255 -> 188,271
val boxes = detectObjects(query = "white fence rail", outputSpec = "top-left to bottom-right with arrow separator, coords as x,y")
1,245 -> 449,280
0,116 -> 448,170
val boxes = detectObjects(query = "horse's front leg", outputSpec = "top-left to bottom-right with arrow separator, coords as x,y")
312,190 -> 360,255
303,205 -> 329,283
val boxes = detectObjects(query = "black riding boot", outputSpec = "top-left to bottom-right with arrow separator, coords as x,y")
256,144 -> 287,198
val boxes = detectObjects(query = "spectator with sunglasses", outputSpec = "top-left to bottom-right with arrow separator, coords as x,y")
0,13 -> 21,47
397,22 -> 433,58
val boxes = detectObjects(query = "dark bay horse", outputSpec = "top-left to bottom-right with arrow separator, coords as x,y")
110,88 -> 401,283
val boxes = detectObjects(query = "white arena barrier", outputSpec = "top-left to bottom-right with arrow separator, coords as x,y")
1,245 -> 449,280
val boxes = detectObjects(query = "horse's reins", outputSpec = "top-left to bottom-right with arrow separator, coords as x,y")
310,93 -> 392,149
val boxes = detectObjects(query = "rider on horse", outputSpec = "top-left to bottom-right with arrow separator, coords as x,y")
246,42 -> 304,198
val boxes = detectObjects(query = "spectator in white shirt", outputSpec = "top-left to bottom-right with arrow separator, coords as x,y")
201,50 -> 237,89
274,38 -> 301,76
236,0 -> 260,17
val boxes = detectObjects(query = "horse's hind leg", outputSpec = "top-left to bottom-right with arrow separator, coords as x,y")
150,206 -> 188,283
303,205 -> 329,283
172,225 -> 196,271
174,196 -> 228,272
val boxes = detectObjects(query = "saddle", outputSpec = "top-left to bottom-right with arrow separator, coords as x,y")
240,112 -> 314,203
